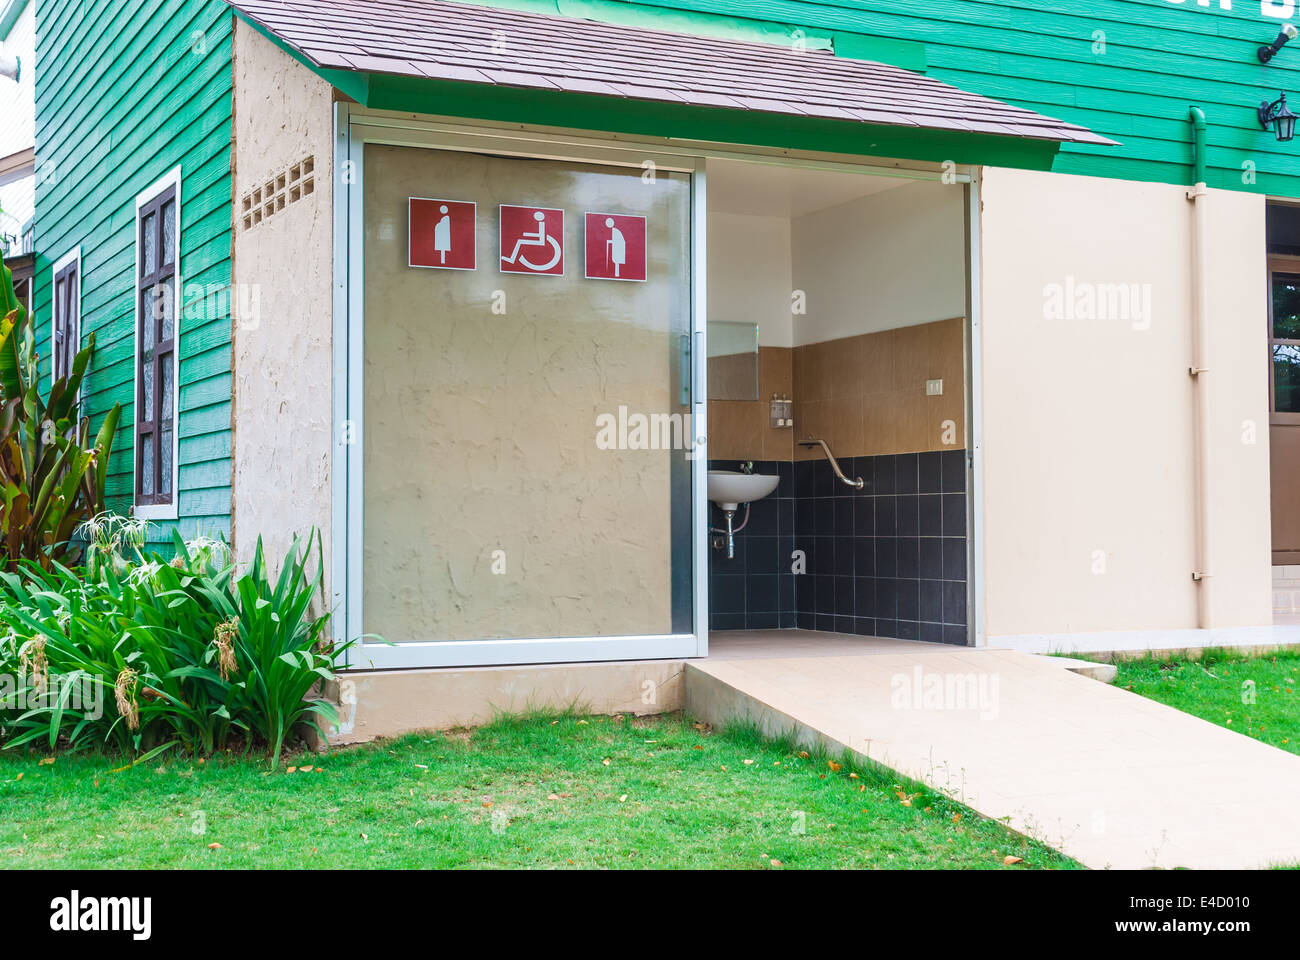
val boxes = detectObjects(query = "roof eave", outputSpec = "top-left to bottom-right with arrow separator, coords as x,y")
231,6 -> 1115,164
360,69 -> 1074,170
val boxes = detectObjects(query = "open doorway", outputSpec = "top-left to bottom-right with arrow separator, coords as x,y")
704,158 -> 974,647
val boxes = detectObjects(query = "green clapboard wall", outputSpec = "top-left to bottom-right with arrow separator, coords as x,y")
32,0 -> 233,543
473,0 -> 1300,197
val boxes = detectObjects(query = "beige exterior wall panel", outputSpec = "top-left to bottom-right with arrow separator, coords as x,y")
230,24 -> 336,577
330,660 -> 684,744
980,167 -> 1270,637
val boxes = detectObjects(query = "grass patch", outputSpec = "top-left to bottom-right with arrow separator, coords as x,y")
1115,647 -> 1300,757
0,712 -> 1078,869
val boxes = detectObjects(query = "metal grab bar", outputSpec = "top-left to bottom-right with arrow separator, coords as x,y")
797,438 -> 864,489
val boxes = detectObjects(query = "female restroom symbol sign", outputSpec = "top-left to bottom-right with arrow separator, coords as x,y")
585,213 -> 647,282
500,204 -> 565,276
409,198 -> 477,270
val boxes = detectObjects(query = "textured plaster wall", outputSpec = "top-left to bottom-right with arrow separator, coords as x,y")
980,167 -> 1271,636
230,23 -> 335,574
363,144 -> 691,644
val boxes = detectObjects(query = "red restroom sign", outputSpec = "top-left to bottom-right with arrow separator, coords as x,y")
409,198 -> 476,270
499,204 -> 565,275
585,212 -> 647,281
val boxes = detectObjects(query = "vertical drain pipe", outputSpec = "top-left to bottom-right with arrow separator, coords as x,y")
1188,107 -> 1213,627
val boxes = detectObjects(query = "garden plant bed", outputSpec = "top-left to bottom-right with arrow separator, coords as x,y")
0,712 -> 1080,870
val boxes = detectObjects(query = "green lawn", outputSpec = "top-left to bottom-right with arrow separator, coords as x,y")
0,712 -> 1078,869
1115,648 -> 1300,757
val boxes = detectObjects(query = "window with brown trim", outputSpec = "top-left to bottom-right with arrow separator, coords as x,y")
135,185 -> 178,509
51,254 -> 79,383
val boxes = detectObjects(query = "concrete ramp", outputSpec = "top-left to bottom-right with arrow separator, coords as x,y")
686,648 -> 1300,869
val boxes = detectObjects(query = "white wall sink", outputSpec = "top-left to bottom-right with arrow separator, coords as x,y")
707,470 -> 779,512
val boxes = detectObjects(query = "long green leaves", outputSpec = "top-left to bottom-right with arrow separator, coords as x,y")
0,263 -> 121,569
0,527 -> 350,765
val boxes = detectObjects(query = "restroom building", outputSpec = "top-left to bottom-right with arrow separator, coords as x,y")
25,0 -> 1300,732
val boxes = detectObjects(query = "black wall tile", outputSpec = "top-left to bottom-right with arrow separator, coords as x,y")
941,493 -> 966,538
855,577 -> 876,617
941,449 -> 966,493
777,459 -> 794,498
919,579 -> 943,623
875,578 -> 898,620
876,497 -> 897,537
853,497 -> 875,537
897,537 -> 920,578
834,536 -> 856,577
854,537 -> 876,578
896,494 -> 919,536
895,453 -> 918,494
918,451 -> 942,494
834,576 -> 855,616
748,497 -> 778,536
919,538 -> 942,579
875,537 -> 898,578
815,497 -> 835,536
746,536 -> 780,576
708,450 -> 969,647
942,580 -> 967,626
711,574 -> 746,614
941,537 -> 967,581
873,456 -> 896,495
919,494 -> 943,537
834,497 -> 855,536
748,574 -> 779,612
896,578 -> 919,621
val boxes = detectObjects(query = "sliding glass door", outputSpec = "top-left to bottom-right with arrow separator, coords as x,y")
343,125 -> 702,668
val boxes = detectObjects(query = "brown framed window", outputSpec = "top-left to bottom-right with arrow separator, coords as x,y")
1269,258 -> 1300,425
134,174 -> 180,514
51,248 -> 80,383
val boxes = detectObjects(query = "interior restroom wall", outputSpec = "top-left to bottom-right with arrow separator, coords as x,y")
707,211 -> 795,461
790,180 -> 966,345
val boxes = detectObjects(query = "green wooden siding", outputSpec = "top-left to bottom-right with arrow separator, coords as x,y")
33,0 -> 232,542
426,0 -> 1300,197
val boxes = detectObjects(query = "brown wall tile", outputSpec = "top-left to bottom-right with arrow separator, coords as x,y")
713,321 -> 965,461
708,346 -> 794,461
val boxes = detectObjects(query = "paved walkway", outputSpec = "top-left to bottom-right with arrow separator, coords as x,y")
690,634 -> 1300,869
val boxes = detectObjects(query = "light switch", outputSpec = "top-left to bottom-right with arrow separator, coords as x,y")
926,379 -> 943,396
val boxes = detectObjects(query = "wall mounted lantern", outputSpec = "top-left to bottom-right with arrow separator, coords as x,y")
1260,23 -> 1300,63
1260,92 -> 1298,142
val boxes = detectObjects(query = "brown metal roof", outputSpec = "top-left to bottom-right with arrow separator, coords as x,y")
227,0 -> 1115,147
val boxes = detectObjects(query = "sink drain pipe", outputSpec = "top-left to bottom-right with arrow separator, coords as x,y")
710,503 -> 750,560
1188,106 -> 1213,628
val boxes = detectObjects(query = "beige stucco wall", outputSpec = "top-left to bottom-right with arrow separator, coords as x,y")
230,23 -> 336,577
980,166 -> 1271,636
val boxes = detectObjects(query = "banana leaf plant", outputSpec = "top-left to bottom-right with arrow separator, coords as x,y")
0,261 -> 121,569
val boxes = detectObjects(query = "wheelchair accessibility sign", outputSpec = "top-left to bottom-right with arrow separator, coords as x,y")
500,204 -> 565,276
